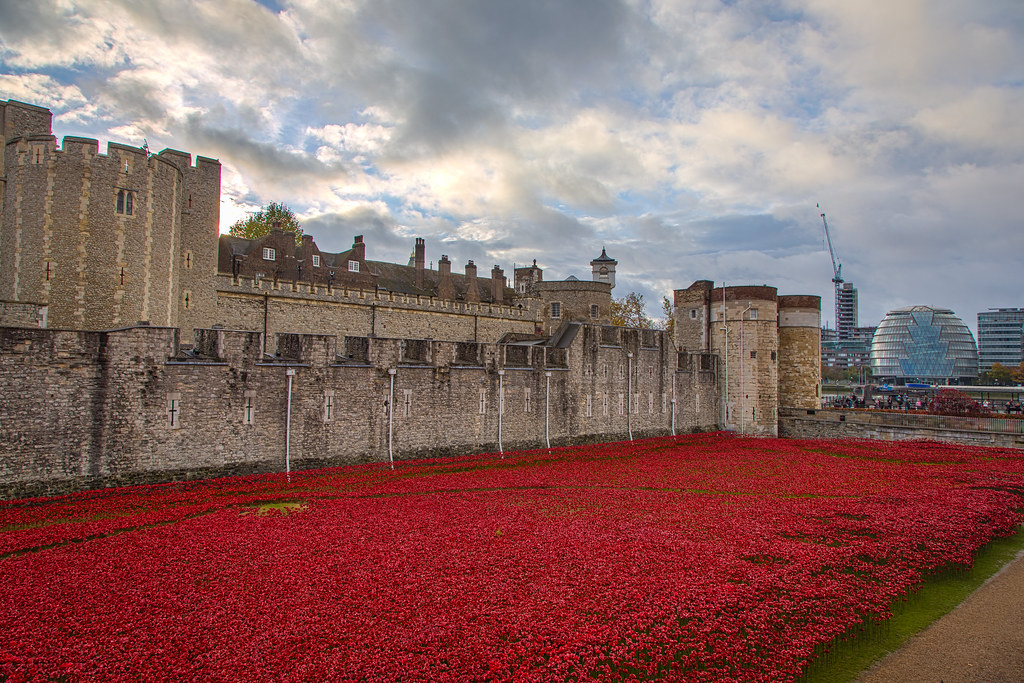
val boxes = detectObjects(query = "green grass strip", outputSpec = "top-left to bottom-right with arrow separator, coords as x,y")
800,526 -> 1024,682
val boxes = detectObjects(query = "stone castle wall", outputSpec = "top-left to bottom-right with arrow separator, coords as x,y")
778,296 -> 822,411
0,100 -> 221,341
213,274 -> 540,344
0,323 -> 719,499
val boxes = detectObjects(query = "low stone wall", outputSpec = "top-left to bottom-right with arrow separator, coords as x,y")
779,408 -> 1024,449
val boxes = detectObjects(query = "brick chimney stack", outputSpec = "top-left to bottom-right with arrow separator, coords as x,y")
415,238 -> 425,288
351,235 -> 365,262
491,265 -> 504,304
464,260 -> 479,302
437,255 -> 455,300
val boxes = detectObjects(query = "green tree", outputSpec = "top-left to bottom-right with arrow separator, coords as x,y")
229,202 -> 303,243
661,296 -> 675,338
611,292 -> 653,328
980,362 -> 1014,386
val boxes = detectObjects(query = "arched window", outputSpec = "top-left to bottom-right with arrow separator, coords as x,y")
116,190 -> 125,214
125,191 -> 133,215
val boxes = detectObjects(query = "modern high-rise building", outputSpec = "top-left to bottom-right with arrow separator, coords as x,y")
836,281 -> 858,339
977,308 -> 1024,374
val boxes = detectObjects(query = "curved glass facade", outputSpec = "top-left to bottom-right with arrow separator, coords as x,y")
869,306 -> 978,383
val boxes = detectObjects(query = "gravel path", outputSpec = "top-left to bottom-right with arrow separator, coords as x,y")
856,550 -> 1024,682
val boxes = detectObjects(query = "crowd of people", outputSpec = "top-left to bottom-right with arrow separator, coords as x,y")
823,394 -> 1023,414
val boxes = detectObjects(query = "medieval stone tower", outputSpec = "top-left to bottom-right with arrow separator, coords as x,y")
0,99 -> 220,340
673,282 -> 821,435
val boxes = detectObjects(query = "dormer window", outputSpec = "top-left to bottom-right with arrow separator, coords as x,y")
312,254 -> 321,267
263,247 -> 276,261
348,260 -> 360,272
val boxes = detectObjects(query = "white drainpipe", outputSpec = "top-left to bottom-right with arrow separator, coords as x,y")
671,368 -> 677,436
498,370 -> 505,454
545,371 -> 551,449
627,352 -> 634,441
388,368 -> 396,469
285,368 -> 295,475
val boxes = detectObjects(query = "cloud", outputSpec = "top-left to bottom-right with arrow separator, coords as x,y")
2,0 -> 1023,336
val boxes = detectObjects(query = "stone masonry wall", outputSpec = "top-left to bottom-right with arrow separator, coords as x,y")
214,275 -> 539,345
0,323 -> 719,499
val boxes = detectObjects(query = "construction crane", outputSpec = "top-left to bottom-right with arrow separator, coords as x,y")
818,206 -> 845,337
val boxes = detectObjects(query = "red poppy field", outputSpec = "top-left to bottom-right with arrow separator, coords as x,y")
1,434 -> 1023,682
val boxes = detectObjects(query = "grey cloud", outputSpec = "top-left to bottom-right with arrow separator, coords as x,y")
182,114 -> 351,185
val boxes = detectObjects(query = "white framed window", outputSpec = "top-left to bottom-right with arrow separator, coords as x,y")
749,308 -> 758,320
324,390 -> 335,422
312,254 -> 321,267
348,260 -> 360,272
479,389 -> 487,414
524,387 -> 532,413
263,247 -> 276,261
243,390 -> 256,425
551,302 -> 561,318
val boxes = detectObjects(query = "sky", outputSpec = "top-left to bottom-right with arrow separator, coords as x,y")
2,0 -> 1023,335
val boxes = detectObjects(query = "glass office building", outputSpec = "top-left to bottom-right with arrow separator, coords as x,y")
977,308 -> 1024,373
869,306 -> 978,384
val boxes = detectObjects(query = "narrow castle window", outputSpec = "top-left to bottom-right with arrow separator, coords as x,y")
324,390 -> 335,422
648,392 -> 654,414
348,260 -> 360,272
551,302 -> 561,319
116,190 -> 125,214
771,350 -> 777,361
479,389 -> 487,414
586,393 -> 592,417
184,250 -> 193,270
524,387 -> 532,413
263,248 -> 276,261
602,392 -> 609,416
750,350 -> 757,359
167,393 -> 181,429
618,364 -> 624,380
243,391 -> 256,425
633,393 -> 640,414
183,290 -> 192,310
403,389 -> 412,417
662,393 -> 667,413
618,393 -> 624,415
690,309 -> 697,319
